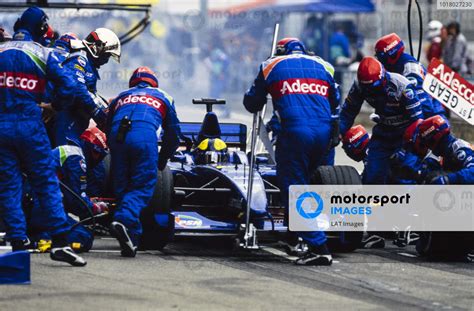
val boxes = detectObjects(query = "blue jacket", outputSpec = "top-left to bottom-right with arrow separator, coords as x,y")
0,30 -> 88,119
437,135 -> 474,184
340,72 -> 423,139
52,50 -> 105,140
384,53 -> 445,118
243,54 -> 340,128
107,83 -> 181,161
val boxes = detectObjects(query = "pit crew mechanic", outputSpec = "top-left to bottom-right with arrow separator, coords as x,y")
243,38 -> 340,266
55,127 -> 109,219
106,67 -> 181,257
0,6 -> 93,266
26,127 -> 109,253
340,56 -> 424,184
42,32 -> 79,145
52,27 -> 120,147
374,33 -> 446,120
402,115 -> 474,184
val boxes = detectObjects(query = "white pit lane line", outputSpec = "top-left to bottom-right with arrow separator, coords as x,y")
260,245 -> 340,263
397,252 -> 418,258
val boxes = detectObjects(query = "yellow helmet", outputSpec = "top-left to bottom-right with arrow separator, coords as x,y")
196,138 -> 227,152
194,138 -> 228,165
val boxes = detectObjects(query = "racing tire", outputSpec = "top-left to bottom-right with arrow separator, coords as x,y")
139,166 -> 175,251
311,165 -> 363,253
416,232 -> 473,259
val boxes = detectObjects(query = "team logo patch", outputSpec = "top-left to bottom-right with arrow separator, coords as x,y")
74,64 -> 85,72
270,78 -> 330,99
403,88 -> 415,100
116,94 -> 167,118
77,56 -> 87,67
0,71 -> 46,93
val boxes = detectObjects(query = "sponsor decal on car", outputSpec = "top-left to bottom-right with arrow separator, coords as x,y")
175,214 -> 203,228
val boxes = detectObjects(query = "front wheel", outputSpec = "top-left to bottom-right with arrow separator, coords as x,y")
416,232 -> 473,259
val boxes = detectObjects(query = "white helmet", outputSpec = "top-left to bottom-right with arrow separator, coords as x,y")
71,28 -> 121,63
427,20 -> 443,40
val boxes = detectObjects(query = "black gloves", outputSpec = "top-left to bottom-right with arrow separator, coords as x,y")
329,119 -> 340,148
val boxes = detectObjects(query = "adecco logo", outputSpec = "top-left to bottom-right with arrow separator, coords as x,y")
271,78 -> 329,99
0,72 -> 45,93
116,94 -> 167,117
296,192 -> 324,219
384,40 -> 399,53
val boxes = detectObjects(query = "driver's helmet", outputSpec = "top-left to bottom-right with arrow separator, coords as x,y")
193,138 -> 228,164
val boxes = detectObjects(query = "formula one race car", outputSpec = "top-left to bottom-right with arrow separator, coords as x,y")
146,98 -> 363,252
96,98 -> 363,252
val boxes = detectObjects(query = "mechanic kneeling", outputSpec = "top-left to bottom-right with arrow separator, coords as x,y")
0,6 -> 88,266
340,57 -> 425,184
244,38 -> 340,266
106,67 -> 181,257
403,115 -> 473,184
26,127 -> 109,253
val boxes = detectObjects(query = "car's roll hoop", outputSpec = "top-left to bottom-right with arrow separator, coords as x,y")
192,98 -> 226,113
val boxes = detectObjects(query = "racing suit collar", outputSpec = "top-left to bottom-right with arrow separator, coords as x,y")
135,82 -> 151,88
12,29 -> 34,42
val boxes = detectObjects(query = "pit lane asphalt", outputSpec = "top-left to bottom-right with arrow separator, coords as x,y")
0,237 -> 472,311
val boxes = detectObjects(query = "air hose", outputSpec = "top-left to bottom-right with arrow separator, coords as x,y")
407,0 -> 423,61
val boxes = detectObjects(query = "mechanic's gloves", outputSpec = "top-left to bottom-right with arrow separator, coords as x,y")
92,201 -> 109,215
329,119 -> 340,148
429,175 -> 450,185
158,157 -> 168,171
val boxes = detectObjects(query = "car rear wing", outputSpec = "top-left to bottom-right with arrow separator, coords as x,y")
176,122 -> 247,150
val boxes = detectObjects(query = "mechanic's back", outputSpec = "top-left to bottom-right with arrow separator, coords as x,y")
244,45 -> 339,127
0,35 -> 52,117
0,6 -> 86,266
243,38 -> 340,266
109,85 -> 172,133
107,66 -> 180,258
